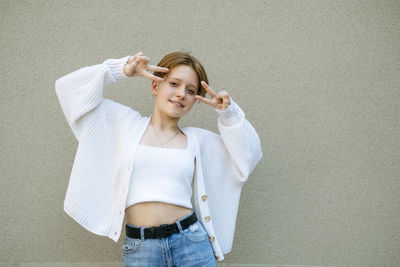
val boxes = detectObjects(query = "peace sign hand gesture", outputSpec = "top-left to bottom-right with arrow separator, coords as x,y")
195,81 -> 231,111
123,51 -> 169,82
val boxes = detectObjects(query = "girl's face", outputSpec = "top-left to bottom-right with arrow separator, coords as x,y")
151,64 -> 199,119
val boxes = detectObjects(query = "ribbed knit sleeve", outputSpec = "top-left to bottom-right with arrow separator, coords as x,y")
215,98 -> 263,183
55,55 -> 131,140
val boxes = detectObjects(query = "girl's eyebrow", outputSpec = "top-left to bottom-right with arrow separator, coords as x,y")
169,77 -> 197,88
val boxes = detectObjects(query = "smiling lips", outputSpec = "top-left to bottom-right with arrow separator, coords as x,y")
169,100 -> 184,108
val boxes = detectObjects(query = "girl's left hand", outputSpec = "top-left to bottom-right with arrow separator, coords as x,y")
195,81 -> 231,111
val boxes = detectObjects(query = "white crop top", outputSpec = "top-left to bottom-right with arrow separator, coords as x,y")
125,141 -> 195,209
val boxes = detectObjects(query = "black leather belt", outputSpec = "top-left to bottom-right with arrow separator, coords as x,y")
126,211 -> 198,239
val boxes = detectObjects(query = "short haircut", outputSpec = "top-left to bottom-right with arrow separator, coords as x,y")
153,51 -> 209,97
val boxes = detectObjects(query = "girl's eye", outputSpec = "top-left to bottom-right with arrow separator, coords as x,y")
170,82 -> 177,86
188,90 -> 195,95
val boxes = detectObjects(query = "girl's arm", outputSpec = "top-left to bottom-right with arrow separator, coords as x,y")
55,52 -> 168,140
215,98 -> 263,183
195,81 -> 263,183
55,56 -> 131,140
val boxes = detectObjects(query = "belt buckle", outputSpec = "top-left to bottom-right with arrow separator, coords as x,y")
159,224 -> 172,237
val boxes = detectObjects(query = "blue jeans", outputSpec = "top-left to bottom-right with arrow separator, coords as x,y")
122,211 -> 217,267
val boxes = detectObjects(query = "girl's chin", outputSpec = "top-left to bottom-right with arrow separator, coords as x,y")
158,109 -> 183,118
168,109 -> 191,119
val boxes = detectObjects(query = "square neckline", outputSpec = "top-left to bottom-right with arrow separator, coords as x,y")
137,143 -> 188,150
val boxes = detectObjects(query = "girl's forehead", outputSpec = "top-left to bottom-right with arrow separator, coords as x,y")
169,65 -> 195,75
167,66 -> 198,86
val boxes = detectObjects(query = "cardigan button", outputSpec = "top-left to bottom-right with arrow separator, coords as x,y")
209,236 -> 215,242
204,216 -> 211,222
201,195 -> 207,201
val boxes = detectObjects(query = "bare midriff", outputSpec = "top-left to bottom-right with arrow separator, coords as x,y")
125,202 -> 193,227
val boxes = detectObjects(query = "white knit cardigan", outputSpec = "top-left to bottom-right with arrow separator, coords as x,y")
55,55 -> 263,261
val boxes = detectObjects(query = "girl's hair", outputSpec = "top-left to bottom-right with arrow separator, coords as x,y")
152,51 -> 208,97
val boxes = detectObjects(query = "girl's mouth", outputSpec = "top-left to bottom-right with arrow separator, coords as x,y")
169,100 -> 184,108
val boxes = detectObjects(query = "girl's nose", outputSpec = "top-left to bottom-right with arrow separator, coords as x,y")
176,86 -> 185,97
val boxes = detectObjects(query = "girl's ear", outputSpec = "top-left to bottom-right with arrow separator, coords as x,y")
151,80 -> 158,96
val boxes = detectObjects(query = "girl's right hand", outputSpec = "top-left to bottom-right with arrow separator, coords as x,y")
123,51 -> 169,82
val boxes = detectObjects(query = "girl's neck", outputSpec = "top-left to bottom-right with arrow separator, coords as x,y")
150,113 -> 181,134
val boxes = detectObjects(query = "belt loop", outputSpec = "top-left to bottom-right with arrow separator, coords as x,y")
175,220 -> 184,234
140,226 -> 145,241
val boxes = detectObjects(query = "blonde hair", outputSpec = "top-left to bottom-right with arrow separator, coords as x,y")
152,51 -> 209,97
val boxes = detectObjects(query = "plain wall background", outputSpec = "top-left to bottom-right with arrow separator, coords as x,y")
1,0 -> 399,266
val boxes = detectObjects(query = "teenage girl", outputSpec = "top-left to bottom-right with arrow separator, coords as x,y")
55,51 -> 263,266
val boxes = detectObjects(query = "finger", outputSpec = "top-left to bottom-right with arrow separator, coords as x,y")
127,55 -> 137,64
211,96 -> 223,107
200,81 -> 217,98
218,91 -> 231,104
222,94 -> 230,108
135,51 -> 144,56
142,71 -> 164,82
195,95 -> 213,106
127,54 -> 148,65
147,65 -> 169,73
217,91 -> 229,98
136,55 -> 151,62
